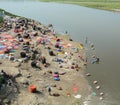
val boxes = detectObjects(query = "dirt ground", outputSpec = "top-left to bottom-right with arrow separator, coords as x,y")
0,17 -> 92,105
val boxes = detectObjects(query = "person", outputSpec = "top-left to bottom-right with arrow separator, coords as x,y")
4,48 -> 10,54
20,52 -> 26,58
96,57 -> 100,63
85,37 -> 88,44
49,50 -> 55,56
30,52 -> 35,60
40,56 -> 46,65
90,43 -> 94,48
48,86 -> 51,95
9,54 -> 15,61
1,70 -> 7,79
31,61 -> 37,68
65,31 -> 68,34
66,90 -> 71,96
69,38 -> 73,41
31,61 -> 41,69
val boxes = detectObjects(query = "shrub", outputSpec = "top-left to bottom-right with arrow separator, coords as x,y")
0,75 -> 5,87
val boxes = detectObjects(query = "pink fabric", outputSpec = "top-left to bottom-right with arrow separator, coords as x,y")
53,74 -> 59,77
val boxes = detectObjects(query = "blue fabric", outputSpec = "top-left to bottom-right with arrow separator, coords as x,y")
54,77 -> 60,81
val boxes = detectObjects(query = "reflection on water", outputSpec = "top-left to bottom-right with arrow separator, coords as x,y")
0,0 -> 120,104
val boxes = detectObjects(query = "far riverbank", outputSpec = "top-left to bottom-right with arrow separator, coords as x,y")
39,0 -> 120,12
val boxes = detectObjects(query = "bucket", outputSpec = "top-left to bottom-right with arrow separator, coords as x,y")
29,85 -> 37,93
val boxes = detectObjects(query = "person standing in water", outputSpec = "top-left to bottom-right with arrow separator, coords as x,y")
85,37 -> 88,44
65,30 -> 68,34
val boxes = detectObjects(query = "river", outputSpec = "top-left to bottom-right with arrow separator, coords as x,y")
0,0 -> 120,105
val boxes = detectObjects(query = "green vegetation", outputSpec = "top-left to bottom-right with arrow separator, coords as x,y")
0,9 -> 4,26
0,9 -> 17,17
40,0 -> 120,11
0,17 -> 3,26
0,75 -> 5,87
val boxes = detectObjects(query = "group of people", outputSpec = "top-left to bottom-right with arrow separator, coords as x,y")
0,16 -> 58,69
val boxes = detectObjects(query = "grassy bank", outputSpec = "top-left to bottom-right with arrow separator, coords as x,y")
40,0 -> 120,12
0,9 -> 17,17
0,9 -> 4,26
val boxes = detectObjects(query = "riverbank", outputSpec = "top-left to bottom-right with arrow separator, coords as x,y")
0,9 -> 18,26
40,0 -> 120,12
0,11 -> 95,105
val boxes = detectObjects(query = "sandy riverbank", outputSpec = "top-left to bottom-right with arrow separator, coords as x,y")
0,15 -> 96,105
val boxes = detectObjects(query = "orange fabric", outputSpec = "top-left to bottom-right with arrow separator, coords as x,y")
29,85 -> 36,93
73,86 -> 78,92
0,51 -> 4,54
